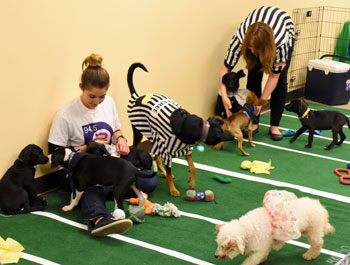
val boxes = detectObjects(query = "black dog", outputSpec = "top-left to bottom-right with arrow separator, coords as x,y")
285,98 -> 350,149
86,141 -> 153,170
127,62 -> 233,196
215,70 -> 246,118
49,147 -> 151,214
0,144 -> 49,214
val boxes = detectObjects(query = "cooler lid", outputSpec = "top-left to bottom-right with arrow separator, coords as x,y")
308,59 -> 350,75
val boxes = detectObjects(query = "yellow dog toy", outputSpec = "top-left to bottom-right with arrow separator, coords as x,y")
0,237 -> 24,264
240,160 -> 275,174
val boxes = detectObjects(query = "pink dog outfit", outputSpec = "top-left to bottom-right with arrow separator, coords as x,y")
263,190 -> 301,241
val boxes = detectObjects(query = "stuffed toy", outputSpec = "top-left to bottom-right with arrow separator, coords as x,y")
240,160 -> 275,174
0,237 -> 24,264
128,196 -> 156,215
185,190 -> 214,201
128,196 -> 180,217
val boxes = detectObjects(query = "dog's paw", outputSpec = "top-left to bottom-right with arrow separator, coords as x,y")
324,145 -> 333,150
289,138 -> 296,143
170,189 -> 180,197
249,143 -> 256,148
62,205 -> 73,211
304,144 -> 312,148
302,252 -> 317,260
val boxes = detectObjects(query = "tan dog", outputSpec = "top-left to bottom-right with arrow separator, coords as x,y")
211,91 -> 267,156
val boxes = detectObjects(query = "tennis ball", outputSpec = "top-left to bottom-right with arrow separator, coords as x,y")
197,145 -> 205,152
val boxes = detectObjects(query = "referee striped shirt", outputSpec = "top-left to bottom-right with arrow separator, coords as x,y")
128,93 -> 193,167
225,6 -> 294,73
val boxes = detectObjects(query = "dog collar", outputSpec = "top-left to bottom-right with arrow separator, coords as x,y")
17,157 -> 24,163
198,120 -> 210,143
298,108 -> 310,120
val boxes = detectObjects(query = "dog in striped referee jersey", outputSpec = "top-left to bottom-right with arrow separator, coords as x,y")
127,63 -> 233,196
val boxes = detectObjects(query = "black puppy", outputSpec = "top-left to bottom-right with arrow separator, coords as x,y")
0,144 -> 49,214
127,62 -> 233,196
86,141 -> 153,170
49,147 -> 151,214
285,98 -> 350,149
215,70 -> 246,118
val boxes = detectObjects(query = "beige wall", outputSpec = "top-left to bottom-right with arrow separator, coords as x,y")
1,0 -> 349,177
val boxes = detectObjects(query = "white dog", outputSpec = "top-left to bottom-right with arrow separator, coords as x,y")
214,190 -> 335,265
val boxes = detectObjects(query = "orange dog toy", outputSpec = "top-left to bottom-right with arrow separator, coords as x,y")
128,194 -> 156,215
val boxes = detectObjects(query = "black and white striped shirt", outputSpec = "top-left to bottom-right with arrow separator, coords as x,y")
225,6 -> 294,73
127,93 -> 193,167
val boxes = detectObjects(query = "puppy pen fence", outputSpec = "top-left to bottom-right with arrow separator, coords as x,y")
288,6 -> 350,95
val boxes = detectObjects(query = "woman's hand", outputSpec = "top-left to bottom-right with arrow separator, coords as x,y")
219,64 -> 233,118
94,138 -> 109,145
222,95 -> 232,118
116,137 -> 129,156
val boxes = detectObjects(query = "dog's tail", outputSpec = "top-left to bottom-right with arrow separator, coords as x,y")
128,63 -> 148,95
324,222 -> 335,235
136,168 -> 157,179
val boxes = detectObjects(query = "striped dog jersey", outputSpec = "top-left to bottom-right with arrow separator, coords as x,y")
127,93 -> 193,167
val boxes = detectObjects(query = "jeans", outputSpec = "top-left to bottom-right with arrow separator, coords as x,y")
56,169 -> 158,230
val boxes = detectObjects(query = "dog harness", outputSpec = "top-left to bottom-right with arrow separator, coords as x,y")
242,104 -> 259,124
66,151 -> 91,198
128,93 -> 193,167
263,190 -> 301,241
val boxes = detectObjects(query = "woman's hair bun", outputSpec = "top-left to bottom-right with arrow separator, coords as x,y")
82,53 -> 103,70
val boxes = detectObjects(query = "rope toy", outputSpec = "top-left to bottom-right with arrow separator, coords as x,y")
186,189 -> 214,201
151,202 -> 181,217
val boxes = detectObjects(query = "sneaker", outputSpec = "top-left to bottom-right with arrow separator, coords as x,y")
91,217 -> 133,237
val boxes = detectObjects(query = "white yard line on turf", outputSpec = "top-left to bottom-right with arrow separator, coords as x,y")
30,211 -> 214,265
241,135 -> 349,163
21,252 -> 61,265
172,159 -> 350,203
260,123 -> 350,145
31,211 -> 346,260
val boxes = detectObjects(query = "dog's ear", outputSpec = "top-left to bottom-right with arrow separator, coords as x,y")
245,91 -> 257,105
222,73 -> 230,86
18,144 -> 36,164
234,237 -> 245,255
170,109 -> 202,144
236,69 -> 246,79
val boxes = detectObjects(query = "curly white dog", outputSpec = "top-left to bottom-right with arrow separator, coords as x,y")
214,190 -> 335,265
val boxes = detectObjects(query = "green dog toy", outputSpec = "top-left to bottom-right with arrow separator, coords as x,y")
213,174 -> 232,183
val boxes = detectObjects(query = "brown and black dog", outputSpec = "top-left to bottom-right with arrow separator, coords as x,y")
211,92 -> 267,156
127,63 -> 233,196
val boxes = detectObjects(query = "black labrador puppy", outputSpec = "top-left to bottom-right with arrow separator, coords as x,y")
127,62 -> 234,196
285,98 -> 350,149
0,144 -> 49,214
86,141 -> 153,170
49,147 -> 152,214
215,70 -> 246,118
